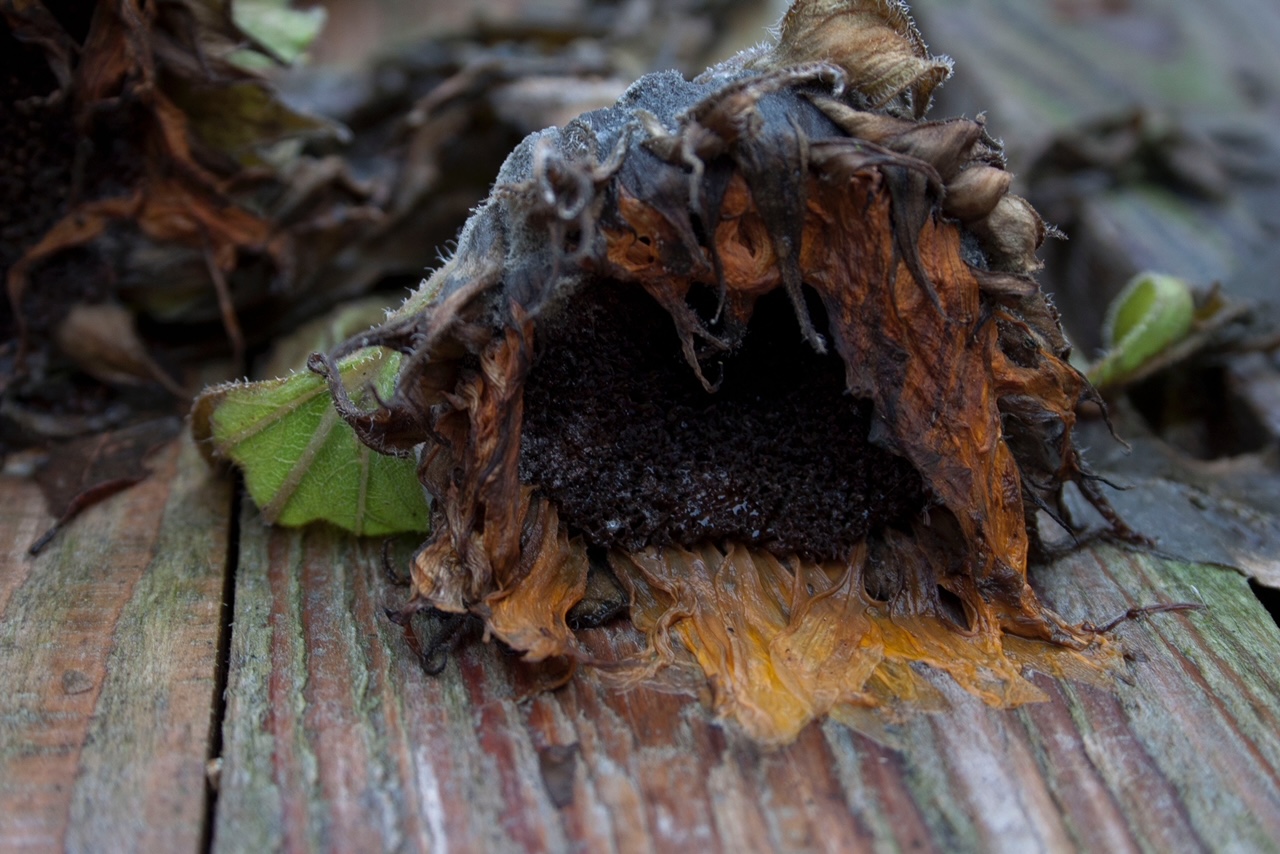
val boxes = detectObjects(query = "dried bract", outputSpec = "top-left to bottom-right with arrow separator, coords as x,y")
316,0 -> 1125,743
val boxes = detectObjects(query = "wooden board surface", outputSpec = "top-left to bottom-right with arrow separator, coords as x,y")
0,435 -> 232,852
4,436 -> 1279,853
210,503 -> 1280,854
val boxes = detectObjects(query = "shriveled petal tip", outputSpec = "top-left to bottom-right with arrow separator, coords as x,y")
970,194 -> 1048,274
754,0 -> 953,116
944,165 -> 1013,222
483,500 -> 591,662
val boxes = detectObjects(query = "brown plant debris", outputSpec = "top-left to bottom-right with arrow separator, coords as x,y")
0,0 -> 368,413
28,415 -> 181,554
313,0 -> 1130,744
2,0 -> 757,452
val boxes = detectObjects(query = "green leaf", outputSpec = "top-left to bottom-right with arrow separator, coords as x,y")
1088,272 -> 1196,390
231,0 -> 327,68
192,347 -> 429,536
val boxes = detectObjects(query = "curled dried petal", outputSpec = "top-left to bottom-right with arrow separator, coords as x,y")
753,0 -> 953,116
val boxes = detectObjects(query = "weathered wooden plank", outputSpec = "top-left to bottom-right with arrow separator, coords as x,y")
0,433 -> 232,852
213,504 -> 1280,853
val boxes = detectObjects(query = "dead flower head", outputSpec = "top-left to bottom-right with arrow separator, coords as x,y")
314,0 -> 1128,743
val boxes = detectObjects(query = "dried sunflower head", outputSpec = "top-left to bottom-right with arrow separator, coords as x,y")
313,0 -> 1127,743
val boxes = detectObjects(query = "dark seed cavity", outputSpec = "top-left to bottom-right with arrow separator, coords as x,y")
518,281 -> 926,561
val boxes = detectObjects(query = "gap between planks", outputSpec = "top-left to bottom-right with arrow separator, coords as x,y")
0,433 -> 234,853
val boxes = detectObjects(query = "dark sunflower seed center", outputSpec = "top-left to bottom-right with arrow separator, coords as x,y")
518,281 -> 926,562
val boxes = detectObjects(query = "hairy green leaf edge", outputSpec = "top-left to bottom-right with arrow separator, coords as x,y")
194,347 -> 430,536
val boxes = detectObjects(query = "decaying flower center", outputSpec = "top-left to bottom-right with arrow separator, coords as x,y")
315,0 -> 1130,744
519,282 -> 925,559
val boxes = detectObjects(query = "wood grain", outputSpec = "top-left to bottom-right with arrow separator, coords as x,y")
0,434 -> 232,852
212,505 -> 1280,853
5,438 -> 1277,853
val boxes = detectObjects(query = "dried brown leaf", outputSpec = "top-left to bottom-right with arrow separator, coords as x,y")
29,416 -> 181,553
